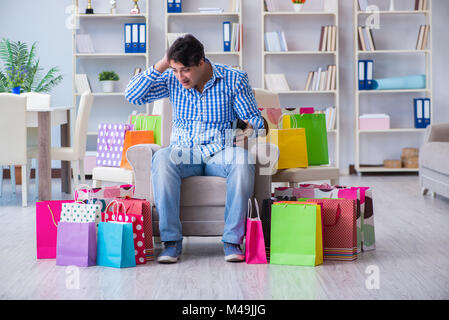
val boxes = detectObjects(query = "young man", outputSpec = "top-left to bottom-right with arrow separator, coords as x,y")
125,34 -> 264,263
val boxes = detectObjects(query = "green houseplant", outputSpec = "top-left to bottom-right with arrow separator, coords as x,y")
99,71 -> 119,93
0,38 -> 63,94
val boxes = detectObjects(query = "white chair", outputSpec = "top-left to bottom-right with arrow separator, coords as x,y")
29,92 -> 94,191
0,93 -> 30,207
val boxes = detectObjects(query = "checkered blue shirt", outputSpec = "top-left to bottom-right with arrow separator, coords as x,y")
125,59 -> 264,158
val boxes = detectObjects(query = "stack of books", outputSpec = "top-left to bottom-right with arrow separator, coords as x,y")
413,98 -> 431,128
357,26 -> 376,51
414,0 -> 428,10
416,25 -> 430,50
264,31 -> 288,52
304,65 -> 337,91
316,107 -> 337,130
319,26 -> 337,52
124,23 -> 147,53
358,60 -> 373,90
265,74 -> 290,92
229,0 -> 240,12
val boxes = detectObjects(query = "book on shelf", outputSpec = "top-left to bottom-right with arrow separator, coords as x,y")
198,8 -> 224,13
75,74 -> 91,94
357,0 -> 369,11
76,34 -> 95,53
265,74 -> 290,92
265,31 -> 288,52
167,33 -> 187,47
416,25 -> 430,50
319,25 -> 337,52
264,0 -> 277,12
304,65 -> 336,91
358,59 -> 373,90
357,26 -> 376,51
229,0 -> 240,12
224,22 -> 241,52
325,106 -> 337,130
415,0 -> 428,11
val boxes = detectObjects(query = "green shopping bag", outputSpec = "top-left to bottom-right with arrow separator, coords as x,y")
283,114 -> 329,165
270,202 -> 323,267
131,114 -> 162,145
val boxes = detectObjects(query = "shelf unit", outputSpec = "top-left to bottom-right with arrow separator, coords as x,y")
72,0 -> 150,142
164,0 -> 243,69
261,0 -> 340,169
353,0 -> 433,174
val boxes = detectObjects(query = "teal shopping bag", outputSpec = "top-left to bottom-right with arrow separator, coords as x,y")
285,114 -> 329,165
97,221 -> 136,268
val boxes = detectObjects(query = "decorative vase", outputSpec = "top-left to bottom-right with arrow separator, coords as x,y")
11,86 -> 21,94
101,80 -> 115,93
293,3 -> 304,12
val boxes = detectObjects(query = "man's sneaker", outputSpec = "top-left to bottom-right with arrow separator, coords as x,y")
223,242 -> 245,262
157,240 -> 182,264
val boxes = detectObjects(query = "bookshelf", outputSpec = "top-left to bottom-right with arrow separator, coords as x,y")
353,0 -> 433,174
72,0 -> 150,167
164,0 -> 243,69
261,0 -> 340,169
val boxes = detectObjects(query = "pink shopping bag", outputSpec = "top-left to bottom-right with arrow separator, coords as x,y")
245,198 -> 268,264
36,200 -> 75,259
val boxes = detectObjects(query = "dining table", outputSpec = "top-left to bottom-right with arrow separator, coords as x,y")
26,106 -> 73,201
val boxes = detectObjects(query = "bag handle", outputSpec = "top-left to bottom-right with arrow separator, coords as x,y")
105,200 -> 129,222
47,205 -> 59,228
323,204 -> 341,227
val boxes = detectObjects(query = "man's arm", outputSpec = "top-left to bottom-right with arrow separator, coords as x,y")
125,56 -> 171,105
233,72 -> 264,131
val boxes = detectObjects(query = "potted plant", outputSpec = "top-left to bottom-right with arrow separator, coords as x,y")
292,0 -> 306,12
99,71 -> 119,93
0,38 -> 63,94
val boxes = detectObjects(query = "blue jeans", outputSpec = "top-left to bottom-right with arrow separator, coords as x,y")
151,146 -> 255,245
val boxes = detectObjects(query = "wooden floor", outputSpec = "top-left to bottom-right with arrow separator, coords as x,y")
1,175 -> 449,300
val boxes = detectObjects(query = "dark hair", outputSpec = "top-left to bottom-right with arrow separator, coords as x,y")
167,34 -> 205,67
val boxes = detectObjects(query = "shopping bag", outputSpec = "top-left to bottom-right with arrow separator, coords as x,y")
102,200 -> 147,265
270,202 -> 323,266
36,200 -> 74,259
300,198 -> 358,261
60,201 -> 101,230
130,114 -> 162,145
284,113 -> 329,165
96,123 -> 134,167
268,128 -> 308,169
56,221 -> 97,267
96,201 -> 136,268
245,198 -> 267,264
74,184 -> 135,213
119,198 -> 154,261
120,130 -> 154,170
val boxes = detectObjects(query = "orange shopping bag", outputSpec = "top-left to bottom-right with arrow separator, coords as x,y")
120,130 -> 154,170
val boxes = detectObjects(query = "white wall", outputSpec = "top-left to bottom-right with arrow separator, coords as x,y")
1,0 -> 448,171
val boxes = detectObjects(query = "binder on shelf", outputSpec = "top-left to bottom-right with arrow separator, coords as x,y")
131,23 -> 139,53
366,60 -> 373,90
138,23 -> 146,53
174,0 -> 182,13
358,60 -> 366,90
423,98 -> 431,127
124,24 -> 132,53
167,0 -> 175,13
414,98 -> 424,128
223,21 -> 231,52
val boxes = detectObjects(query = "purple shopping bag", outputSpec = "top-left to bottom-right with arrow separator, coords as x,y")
96,123 -> 134,167
56,221 -> 97,267
245,198 -> 267,264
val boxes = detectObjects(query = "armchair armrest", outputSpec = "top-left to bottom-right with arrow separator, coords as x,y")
425,123 -> 449,143
126,144 -> 162,200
